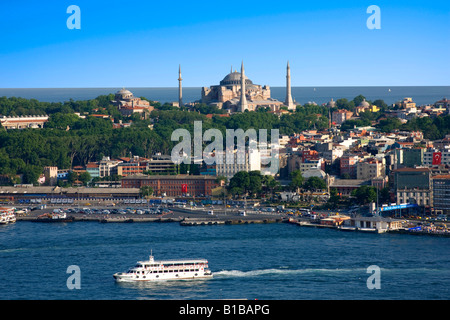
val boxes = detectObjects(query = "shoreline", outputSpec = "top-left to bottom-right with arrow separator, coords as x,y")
14,210 -> 450,237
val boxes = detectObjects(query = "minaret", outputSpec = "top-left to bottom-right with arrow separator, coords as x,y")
285,61 -> 295,110
239,61 -> 248,112
178,64 -> 183,107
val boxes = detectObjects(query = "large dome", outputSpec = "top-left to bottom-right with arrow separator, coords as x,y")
116,88 -> 132,95
359,99 -> 370,108
115,88 -> 134,99
220,71 -> 253,86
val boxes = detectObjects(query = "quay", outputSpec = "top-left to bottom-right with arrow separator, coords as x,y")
15,206 -> 283,226
12,205 -> 449,237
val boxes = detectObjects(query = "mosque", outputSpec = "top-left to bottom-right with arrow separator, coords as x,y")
111,88 -> 154,117
179,62 -> 297,113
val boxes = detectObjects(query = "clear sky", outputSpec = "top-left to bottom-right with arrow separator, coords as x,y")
1,0 -> 449,88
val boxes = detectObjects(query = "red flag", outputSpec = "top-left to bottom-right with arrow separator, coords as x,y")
432,152 -> 442,165
181,184 -> 188,193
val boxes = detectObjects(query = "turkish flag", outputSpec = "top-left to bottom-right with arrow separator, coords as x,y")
181,184 -> 188,193
432,152 -> 442,165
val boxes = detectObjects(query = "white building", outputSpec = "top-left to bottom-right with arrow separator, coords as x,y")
423,148 -> 450,166
344,216 -> 403,233
216,148 -> 261,180
99,157 -> 122,178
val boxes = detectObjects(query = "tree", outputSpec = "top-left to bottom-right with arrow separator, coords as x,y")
215,175 -> 228,185
140,186 -> 154,198
228,171 -> 264,198
303,177 -> 326,191
262,175 -> 280,199
79,171 -> 92,186
289,170 -> 304,192
248,171 -> 263,197
327,188 -> 340,209
336,98 -> 355,112
351,185 -> 377,205
22,165 -> 42,185
372,99 -> 388,111
228,171 -> 250,195
376,117 -> 402,133
353,94 -> 367,107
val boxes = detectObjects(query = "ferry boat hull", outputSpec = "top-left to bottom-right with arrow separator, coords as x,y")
113,253 -> 213,282
113,270 -> 213,282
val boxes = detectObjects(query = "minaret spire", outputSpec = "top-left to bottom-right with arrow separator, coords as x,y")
285,60 -> 295,110
239,61 -> 248,112
178,64 -> 183,107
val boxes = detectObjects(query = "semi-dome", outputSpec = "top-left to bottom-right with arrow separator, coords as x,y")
220,71 -> 253,86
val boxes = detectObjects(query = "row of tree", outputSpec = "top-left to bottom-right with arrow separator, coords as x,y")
225,170 -> 327,200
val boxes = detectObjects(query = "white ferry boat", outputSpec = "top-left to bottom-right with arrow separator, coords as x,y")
0,207 -> 16,225
113,252 -> 213,282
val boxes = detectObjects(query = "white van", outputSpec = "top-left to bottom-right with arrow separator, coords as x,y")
207,210 -> 214,215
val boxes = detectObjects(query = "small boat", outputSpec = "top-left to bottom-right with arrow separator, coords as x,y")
113,252 -> 213,282
34,212 -> 74,223
0,208 -> 16,225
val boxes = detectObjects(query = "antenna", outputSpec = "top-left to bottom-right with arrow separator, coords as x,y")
149,249 -> 154,262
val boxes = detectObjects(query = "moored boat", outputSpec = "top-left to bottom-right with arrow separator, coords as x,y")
34,212 -> 74,223
0,207 -> 16,225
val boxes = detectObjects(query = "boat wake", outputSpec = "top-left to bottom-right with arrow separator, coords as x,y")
213,267 -> 450,279
213,267 -> 365,278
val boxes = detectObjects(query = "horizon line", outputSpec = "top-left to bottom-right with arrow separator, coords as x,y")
1,85 -> 449,90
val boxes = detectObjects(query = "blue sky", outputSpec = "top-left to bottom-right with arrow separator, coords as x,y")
1,1 -> 449,88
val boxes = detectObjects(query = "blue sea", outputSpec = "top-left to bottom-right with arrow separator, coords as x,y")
0,221 -> 449,300
0,86 -> 449,106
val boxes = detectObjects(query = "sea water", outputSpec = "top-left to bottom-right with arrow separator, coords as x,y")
0,86 -> 449,106
0,221 -> 449,300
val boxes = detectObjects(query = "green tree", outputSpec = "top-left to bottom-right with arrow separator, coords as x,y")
140,186 -> 154,198
248,171 -> 263,197
376,117 -> 402,133
327,188 -> 340,209
289,170 -> 304,192
303,177 -> 326,191
351,185 -> 377,205
79,171 -> 92,186
353,94 -> 367,107
228,171 -> 251,198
